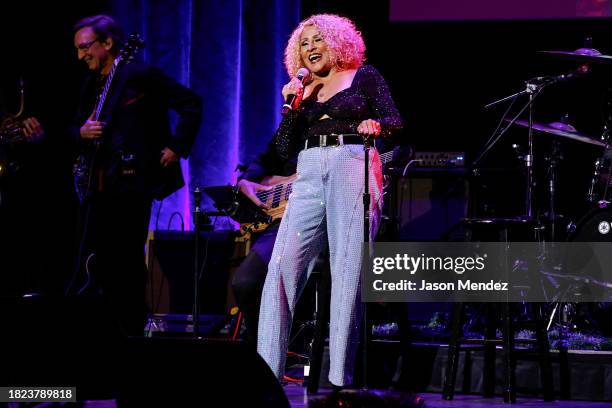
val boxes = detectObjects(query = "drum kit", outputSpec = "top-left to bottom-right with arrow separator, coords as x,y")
473,47 -> 612,334
477,47 -> 612,243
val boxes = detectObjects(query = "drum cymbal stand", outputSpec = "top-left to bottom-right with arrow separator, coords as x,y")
545,141 -> 563,242
588,126 -> 612,205
483,78 -> 566,334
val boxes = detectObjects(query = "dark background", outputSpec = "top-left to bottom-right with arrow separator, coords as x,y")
389,0 -> 612,20
2,0 -> 612,293
0,2 -> 112,294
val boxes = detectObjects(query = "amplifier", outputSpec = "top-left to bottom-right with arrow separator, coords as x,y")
412,151 -> 465,168
146,230 -> 236,315
391,169 -> 469,241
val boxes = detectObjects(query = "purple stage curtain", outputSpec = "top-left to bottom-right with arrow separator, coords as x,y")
110,0 -> 300,230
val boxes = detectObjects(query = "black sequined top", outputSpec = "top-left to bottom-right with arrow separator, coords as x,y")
274,65 -> 403,159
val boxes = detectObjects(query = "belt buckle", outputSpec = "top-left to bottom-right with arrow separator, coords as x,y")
326,133 -> 341,147
319,134 -> 327,147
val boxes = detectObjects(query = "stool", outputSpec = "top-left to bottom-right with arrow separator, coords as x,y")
442,218 -> 554,403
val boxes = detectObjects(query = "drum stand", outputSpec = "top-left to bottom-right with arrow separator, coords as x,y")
481,77 -> 580,348
588,126 -> 612,205
542,141 -> 572,329
545,141 -> 563,242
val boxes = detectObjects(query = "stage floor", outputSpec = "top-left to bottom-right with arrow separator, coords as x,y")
31,387 -> 612,407
284,384 -> 612,407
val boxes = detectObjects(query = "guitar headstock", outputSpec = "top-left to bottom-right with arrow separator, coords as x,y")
118,33 -> 146,63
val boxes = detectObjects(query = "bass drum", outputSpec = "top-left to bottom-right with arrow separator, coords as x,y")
565,206 -> 612,280
569,205 -> 612,242
564,206 -> 612,335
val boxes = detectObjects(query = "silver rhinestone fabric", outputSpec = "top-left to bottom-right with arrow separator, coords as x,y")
257,144 -> 382,386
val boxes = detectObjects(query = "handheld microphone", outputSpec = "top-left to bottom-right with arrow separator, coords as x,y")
282,67 -> 311,115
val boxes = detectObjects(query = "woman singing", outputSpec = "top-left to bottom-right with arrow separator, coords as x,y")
257,14 -> 403,387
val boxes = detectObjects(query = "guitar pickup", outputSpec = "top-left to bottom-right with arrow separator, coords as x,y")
120,152 -> 137,176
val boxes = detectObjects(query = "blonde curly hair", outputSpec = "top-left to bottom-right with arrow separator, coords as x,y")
284,14 -> 366,77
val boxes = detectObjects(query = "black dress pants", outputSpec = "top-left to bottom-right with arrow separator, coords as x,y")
73,192 -> 152,337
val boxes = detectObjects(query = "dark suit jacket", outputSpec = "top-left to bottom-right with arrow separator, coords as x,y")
71,61 -> 202,199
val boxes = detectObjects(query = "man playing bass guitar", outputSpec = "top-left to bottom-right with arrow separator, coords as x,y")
231,137 -> 299,347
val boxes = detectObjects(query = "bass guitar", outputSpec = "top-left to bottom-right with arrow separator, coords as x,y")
206,148 -> 397,235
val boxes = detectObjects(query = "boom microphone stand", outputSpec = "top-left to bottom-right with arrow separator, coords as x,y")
477,66 -> 590,218
478,80 -> 543,218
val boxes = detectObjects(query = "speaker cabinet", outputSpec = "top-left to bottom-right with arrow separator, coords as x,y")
120,337 -> 290,407
0,296 -> 125,400
393,169 -> 469,241
0,296 -> 289,406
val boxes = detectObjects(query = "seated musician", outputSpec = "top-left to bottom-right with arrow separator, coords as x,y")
231,138 -> 298,347
0,77 -> 45,297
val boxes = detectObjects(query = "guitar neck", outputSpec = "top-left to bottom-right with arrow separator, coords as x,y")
253,148 -> 394,209
242,148 -> 396,230
93,58 -> 120,121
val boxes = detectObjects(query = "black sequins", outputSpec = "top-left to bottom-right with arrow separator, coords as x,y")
273,65 -> 403,159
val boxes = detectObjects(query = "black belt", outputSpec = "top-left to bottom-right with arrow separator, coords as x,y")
304,134 -> 363,150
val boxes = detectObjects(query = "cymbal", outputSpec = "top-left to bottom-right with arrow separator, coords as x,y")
510,119 -> 606,147
539,48 -> 612,65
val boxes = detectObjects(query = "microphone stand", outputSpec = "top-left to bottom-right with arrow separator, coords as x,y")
362,135 -> 372,389
474,78 -> 551,219
193,187 -> 203,338
360,138 -> 428,406
525,83 -> 536,219
476,68 -> 589,217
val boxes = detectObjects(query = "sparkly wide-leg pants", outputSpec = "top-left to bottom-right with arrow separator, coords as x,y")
257,144 -> 382,386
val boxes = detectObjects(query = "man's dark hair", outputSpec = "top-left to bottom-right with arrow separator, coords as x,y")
73,15 -> 124,54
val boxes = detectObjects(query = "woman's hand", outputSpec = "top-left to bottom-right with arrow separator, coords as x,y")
237,179 -> 273,210
357,119 -> 381,138
281,77 -> 305,110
